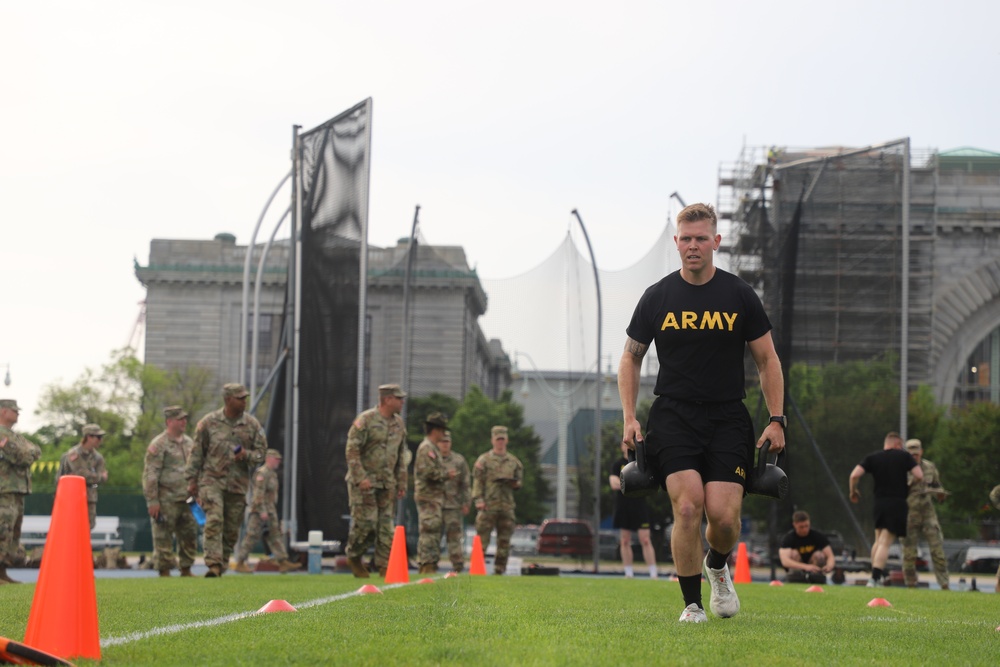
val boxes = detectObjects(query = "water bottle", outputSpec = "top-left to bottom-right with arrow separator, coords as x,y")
187,496 -> 206,526
308,530 -> 323,574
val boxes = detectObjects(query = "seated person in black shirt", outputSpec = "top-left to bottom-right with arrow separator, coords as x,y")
779,511 -> 835,584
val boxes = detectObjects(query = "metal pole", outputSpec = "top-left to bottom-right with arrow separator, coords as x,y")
900,138 -> 911,439
240,171 -> 291,386
401,205 -> 420,412
250,206 -> 290,404
356,98 -> 374,414
284,125 -> 301,543
571,209 -> 603,573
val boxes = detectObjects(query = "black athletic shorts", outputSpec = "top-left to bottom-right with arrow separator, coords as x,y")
873,497 -> 908,537
644,395 -> 755,489
613,498 -> 651,531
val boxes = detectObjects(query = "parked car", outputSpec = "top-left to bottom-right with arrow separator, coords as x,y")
536,519 -> 593,557
510,525 -> 539,556
958,545 -> 1000,573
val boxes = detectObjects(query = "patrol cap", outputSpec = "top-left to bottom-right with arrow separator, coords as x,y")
905,438 -> 922,452
163,405 -> 189,420
441,430 -> 452,442
223,383 -> 250,399
266,448 -> 283,460
0,399 -> 20,412
425,412 -> 448,429
378,384 -> 407,398
491,425 -> 508,438
82,423 -> 106,437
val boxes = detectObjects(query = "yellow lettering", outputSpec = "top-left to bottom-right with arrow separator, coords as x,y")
681,311 -> 698,328
700,311 -> 723,329
661,312 -> 679,330
735,466 -> 746,479
722,312 -> 737,330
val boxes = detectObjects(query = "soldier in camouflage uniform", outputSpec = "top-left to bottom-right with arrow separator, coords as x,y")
185,383 -> 267,577
472,425 -> 523,575
902,439 -> 949,589
439,430 -> 470,573
143,406 -> 198,577
344,384 -> 408,578
414,412 -> 451,574
0,399 -> 41,585
233,449 -> 301,574
56,423 -> 108,530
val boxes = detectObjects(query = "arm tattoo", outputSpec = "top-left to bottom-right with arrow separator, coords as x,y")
625,337 -> 648,358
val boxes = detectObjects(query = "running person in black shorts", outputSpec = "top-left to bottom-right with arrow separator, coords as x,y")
618,202 -> 786,623
609,441 -> 658,579
848,431 -> 922,587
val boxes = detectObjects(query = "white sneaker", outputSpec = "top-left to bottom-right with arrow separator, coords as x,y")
678,603 -> 708,623
703,556 -> 740,618
866,577 -> 883,588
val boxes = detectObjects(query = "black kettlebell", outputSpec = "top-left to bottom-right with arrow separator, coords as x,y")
747,439 -> 788,500
620,439 -> 658,497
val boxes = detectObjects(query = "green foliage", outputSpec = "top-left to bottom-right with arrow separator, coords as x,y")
403,392 -> 461,450
931,401 -> 1000,530
30,349 -> 218,493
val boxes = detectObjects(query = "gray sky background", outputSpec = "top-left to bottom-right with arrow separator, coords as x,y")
3,0 -> 999,431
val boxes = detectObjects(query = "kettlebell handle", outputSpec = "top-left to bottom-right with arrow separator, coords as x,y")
756,439 -> 786,474
630,439 -> 647,473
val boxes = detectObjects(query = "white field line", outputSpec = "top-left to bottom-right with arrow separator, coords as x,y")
100,582 -> 409,648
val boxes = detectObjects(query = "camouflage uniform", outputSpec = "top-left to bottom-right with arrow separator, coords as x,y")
235,461 -> 288,563
440,448 -> 471,571
0,421 -> 41,569
473,437 -> 523,574
344,406 -> 407,569
903,456 -> 949,588
414,435 -> 447,568
143,428 -> 197,573
57,441 -> 107,530
185,404 -> 267,570
992,484 -> 1000,587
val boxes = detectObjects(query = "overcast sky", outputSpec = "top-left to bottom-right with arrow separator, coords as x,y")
3,0 -> 999,431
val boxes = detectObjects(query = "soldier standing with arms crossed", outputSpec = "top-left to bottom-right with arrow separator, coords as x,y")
233,449 -> 301,574
414,412 -> 451,574
344,384 -> 408,578
901,438 -> 949,589
185,383 -> 267,577
143,406 -> 198,577
57,423 -> 108,530
0,399 -> 41,584
472,425 -> 523,575
439,430 -> 471,573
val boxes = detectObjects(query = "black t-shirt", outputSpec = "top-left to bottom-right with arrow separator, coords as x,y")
625,269 -> 772,401
859,449 -> 918,499
779,528 -> 831,566
610,456 -> 650,514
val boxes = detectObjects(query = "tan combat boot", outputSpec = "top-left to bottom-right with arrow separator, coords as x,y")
159,569 -> 172,577
205,564 -> 223,578
180,567 -> 193,577
347,556 -> 370,578
0,567 -> 19,584
278,559 -> 302,573
233,561 -> 253,574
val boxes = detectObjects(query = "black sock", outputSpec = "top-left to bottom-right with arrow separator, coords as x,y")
872,568 -> 884,581
706,548 -> 730,570
678,574 -> 703,608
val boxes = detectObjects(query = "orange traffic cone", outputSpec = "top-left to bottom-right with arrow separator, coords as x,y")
24,475 -> 100,660
733,542 -> 751,584
383,525 -> 410,584
469,535 -> 487,576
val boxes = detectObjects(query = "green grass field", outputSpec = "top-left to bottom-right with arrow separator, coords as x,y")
1,573 -> 998,666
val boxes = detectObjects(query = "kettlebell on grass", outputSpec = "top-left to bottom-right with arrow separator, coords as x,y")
620,439 -> 658,497
746,439 -> 788,500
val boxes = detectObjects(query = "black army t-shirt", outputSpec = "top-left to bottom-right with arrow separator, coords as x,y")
779,529 -> 831,564
859,449 -> 918,499
626,269 -> 772,402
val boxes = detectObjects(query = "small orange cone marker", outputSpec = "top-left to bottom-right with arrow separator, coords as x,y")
769,580 -> 784,586
358,584 -> 383,594
867,597 -> 892,607
805,585 -> 824,593
733,542 -> 751,584
470,535 -> 488,576
383,525 -> 410,584
257,600 -> 297,613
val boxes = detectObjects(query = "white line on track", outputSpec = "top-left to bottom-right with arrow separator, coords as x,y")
100,582 -> 409,647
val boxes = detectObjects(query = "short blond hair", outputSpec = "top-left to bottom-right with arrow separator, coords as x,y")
676,203 -> 718,230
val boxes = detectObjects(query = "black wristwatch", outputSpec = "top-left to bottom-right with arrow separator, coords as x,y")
769,415 -> 787,429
